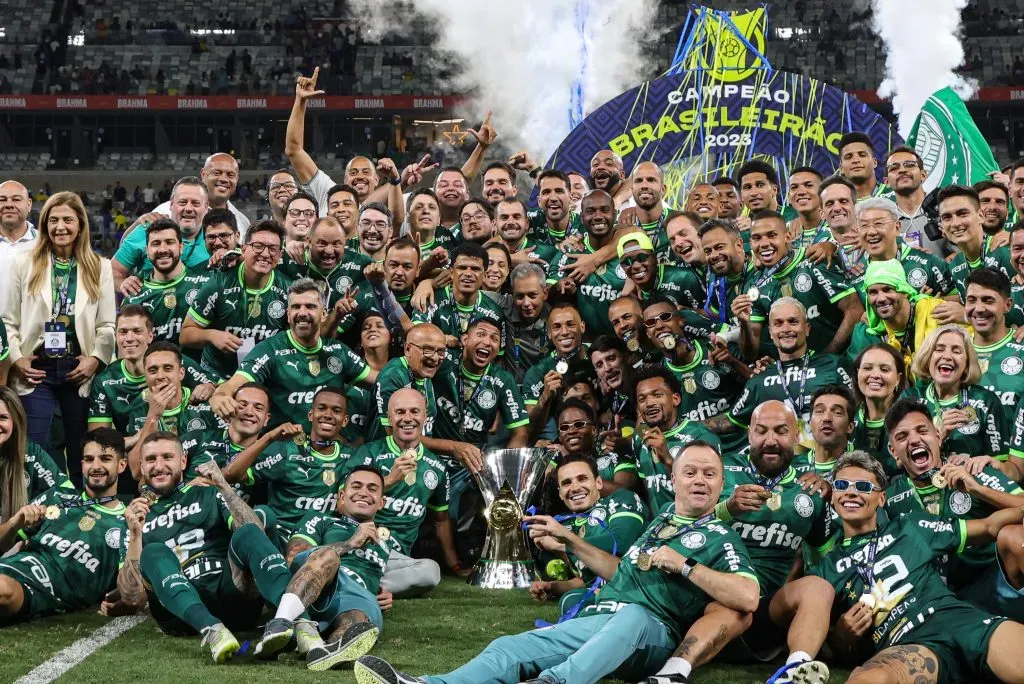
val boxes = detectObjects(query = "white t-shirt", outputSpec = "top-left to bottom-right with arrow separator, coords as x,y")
302,169 -> 337,217
152,200 -> 250,240
0,224 -> 38,307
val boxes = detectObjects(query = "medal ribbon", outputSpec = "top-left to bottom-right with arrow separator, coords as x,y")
703,275 -> 728,324
854,531 -> 881,588
748,464 -> 785,493
794,219 -> 829,251
753,248 -> 796,290
58,495 -> 118,510
775,354 -> 811,416
638,511 -> 716,555
606,392 -> 628,432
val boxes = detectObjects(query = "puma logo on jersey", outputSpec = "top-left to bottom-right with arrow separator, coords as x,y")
116,396 -> 130,404
223,299 -> 238,311
285,360 -> 301,372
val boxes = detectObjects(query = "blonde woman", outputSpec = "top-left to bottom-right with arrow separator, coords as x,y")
2,192 -> 115,486
905,325 -> 1008,463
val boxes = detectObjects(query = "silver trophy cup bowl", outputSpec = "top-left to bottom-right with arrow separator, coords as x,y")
467,447 -> 549,589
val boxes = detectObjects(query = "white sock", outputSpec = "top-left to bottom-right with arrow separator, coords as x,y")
275,593 -> 306,622
787,651 -> 812,665
655,657 -> 692,678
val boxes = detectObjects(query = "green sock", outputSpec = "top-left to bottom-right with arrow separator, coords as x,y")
140,544 -> 219,632
228,523 -> 292,606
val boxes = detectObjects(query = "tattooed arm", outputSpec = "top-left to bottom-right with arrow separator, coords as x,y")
285,537 -> 313,565
196,461 -> 264,530
325,521 -> 377,556
113,498 -> 149,610
703,414 -> 739,435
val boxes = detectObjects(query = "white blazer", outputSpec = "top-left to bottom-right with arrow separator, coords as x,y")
2,251 -> 116,396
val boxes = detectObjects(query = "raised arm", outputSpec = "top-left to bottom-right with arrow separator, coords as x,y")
196,461 -> 264,530
219,423 -> 302,484
284,68 -> 325,185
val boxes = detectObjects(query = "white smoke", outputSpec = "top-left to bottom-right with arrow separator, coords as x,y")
349,0 -> 662,162
871,0 -> 977,137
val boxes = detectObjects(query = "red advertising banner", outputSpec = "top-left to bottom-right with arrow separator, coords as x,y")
0,88 -> 1021,111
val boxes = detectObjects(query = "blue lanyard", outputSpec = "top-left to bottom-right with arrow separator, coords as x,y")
703,275 -> 728,323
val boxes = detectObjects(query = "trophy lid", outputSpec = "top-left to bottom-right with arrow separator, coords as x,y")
471,447 -> 550,509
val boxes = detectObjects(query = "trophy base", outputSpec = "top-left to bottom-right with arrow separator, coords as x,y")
467,558 -> 535,590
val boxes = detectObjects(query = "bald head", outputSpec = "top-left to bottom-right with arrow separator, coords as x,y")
200,153 -> 239,207
389,387 -> 426,413
632,161 -> 663,182
749,400 -> 798,477
0,180 -> 32,233
388,387 -> 427,444
406,323 -> 444,347
404,323 -> 446,378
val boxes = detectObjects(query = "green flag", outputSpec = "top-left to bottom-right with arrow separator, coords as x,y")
907,86 -> 999,193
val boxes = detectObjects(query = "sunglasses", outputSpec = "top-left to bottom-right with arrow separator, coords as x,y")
832,479 -> 883,494
620,254 -> 651,268
643,311 -> 675,328
558,420 -> 593,432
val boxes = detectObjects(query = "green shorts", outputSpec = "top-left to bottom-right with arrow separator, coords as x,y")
890,602 -> 1007,684
146,557 -> 263,636
0,554 -> 64,622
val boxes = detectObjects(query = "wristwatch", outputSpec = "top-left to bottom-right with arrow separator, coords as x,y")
680,556 -> 698,578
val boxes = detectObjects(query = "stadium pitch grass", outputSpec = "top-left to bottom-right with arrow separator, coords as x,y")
2,579 -> 850,683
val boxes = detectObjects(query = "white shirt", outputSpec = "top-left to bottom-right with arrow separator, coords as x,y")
152,200 -> 250,240
0,223 -> 37,308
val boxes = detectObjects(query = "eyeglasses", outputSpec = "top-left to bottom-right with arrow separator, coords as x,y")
886,161 -> 919,173
359,219 -> 390,231
246,242 -> 281,255
206,232 -> 235,244
269,181 -> 298,191
643,311 -> 675,328
287,208 -> 316,219
407,342 -> 445,359
832,479 -> 883,493
558,420 -> 593,432
857,219 -> 895,231
621,254 -> 651,268
461,211 -> 490,223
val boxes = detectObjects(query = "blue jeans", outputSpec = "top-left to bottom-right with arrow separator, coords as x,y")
424,603 -> 674,684
20,356 -> 88,486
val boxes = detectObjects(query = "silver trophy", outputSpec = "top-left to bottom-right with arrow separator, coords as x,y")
467,447 -> 549,589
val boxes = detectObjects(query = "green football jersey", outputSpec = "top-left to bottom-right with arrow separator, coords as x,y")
181,427 -> 263,505
122,387 -> 222,437
565,489 -> 647,586
187,264 -> 291,378
635,264 -> 707,312
346,438 -> 450,555
25,441 -> 73,499
595,448 -> 639,483
701,262 -> 759,332
0,315 -> 9,363
749,248 -> 858,355
727,352 -> 853,431
277,251 -> 366,310
369,357 -> 437,442
341,385 -> 372,446
289,511 -> 391,596
631,206 -> 674,265
412,287 -> 506,351
975,332 -> 1024,422
237,330 -> 370,430
661,340 -> 745,422
252,440 -> 353,536
526,209 -> 583,246
507,237 -> 558,268
719,459 -> 833,594
809,512 -> 969,652
850,243 -> 954,299
522,347 -> 597,406
884,469 -> 1022,589
417,226 -> 458,259
850,409 -> 900,477
948,238 -> 1014,301
791,449 -> 844,479
1008,282 -> 1024,327
901,383 -> 1009,460
1008,397 -> 1024,467
630,419 -> 722,513
3,489 -> 127,613
123,270 -> 210,346
546,236 -> 627,337
141,483 -> 235,583
433,359 -> 529,447
88,358 -> 219,432
587,508 -> 759,642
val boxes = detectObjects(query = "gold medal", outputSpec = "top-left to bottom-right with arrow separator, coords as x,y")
45,505 -> 61,520
858,593 -> 876,610
141,488 -> 159,504
249,297 -> 261,318
293,431 -> 306,446
766,492 -> 782,511
962,406 -> 977,423
555,360 -> 569,375
55,314 -> 72,327
747,286 -> 760,300
626,336 -> 640,352
660,334 -> 676,350
930,472 -> 947,489
308,358 -> 321,376
78,515 -> 96,532
163,292 -> 176,309
683,377 -> 697,394
377,526 -> 391,541
401,447 -> 419,461
636,552 -> 653,571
